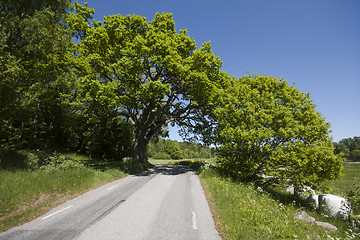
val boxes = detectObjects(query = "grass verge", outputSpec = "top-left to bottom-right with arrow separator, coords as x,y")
0,151 -> 129,233
200,168 -> 359,240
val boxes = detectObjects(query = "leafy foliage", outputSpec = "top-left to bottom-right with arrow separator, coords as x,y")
350,150 -> 360,162
0,1 -> 134,160
0,0 -> 75,149
66,3 -> 225,161
348,184 -> 360,215
213,74 -> 343,186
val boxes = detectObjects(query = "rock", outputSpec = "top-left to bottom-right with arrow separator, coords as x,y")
306,194 -> 319,209
314,221 -> 338,231
295,185 -> 316,200
286,185 -> 295,194
318,194 -> 352,220
286,185 -> 316,200
294,211 -> 315,223
293,210 -> 338,231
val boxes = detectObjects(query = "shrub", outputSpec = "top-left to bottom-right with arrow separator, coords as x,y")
348,184 -> 360,215
0,148 -> 28,169
177,160 -> 205,173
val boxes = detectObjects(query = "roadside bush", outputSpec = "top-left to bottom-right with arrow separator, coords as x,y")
348,184 -> 360,215
120,158 -> 153,174
0,148 -> 78,170
0,148 -> 28,169
39,153 -> 85,172
177,160 -> 206,173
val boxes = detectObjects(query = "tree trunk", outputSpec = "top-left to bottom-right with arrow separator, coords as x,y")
132,120 -> 165,163
133,136 -> 148,163
131,105 -> 168,162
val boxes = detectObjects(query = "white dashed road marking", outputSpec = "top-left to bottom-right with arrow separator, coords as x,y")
106,185 -> 118,191
41,205 -> 73,220
192,211 -> 198,230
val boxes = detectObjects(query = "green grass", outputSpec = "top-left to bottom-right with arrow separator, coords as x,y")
321,162 -> 360,196
0,151 -> 128,232
200,168 -> 360,240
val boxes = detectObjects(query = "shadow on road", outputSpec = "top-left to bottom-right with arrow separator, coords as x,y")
136,164 -> 192,176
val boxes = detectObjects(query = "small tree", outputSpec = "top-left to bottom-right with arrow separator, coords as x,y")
213,74 -> 343,187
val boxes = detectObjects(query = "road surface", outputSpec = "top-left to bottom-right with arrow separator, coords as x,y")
0,165 -> 221,240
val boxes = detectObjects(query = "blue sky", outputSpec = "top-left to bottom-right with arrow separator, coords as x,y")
76,0 -> 360,142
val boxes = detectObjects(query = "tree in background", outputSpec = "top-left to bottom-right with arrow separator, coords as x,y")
334,137 -> 360,162
0,0 -> 76,149
67,3 -> 225,162
164,140 -> 183,159
350,150 -> 360,162
212,74 -> 343,187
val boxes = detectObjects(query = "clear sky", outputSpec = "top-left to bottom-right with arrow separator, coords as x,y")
76,0 -> 360,142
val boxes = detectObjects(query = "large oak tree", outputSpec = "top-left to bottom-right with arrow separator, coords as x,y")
67,3 -> 225,162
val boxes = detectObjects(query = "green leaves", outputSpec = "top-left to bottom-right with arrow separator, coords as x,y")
66,2 -> 94,40
67,5 -> 225,161
214,74 -> 343,186
0,0 -> 77,149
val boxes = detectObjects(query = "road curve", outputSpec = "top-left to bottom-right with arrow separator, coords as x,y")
0,165 -> 221,240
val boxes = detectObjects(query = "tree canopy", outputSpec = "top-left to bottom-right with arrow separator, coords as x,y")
67,3 -> 225,162
0,0 -> 74,149
212,74 -> 343,186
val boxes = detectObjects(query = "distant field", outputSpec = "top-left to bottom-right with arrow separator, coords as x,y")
148,159 -> 185,165
148,158 -> 216,165
321,161 -> 360,196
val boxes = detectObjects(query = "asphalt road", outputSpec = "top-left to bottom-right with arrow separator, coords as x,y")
0,165 -> 221,240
